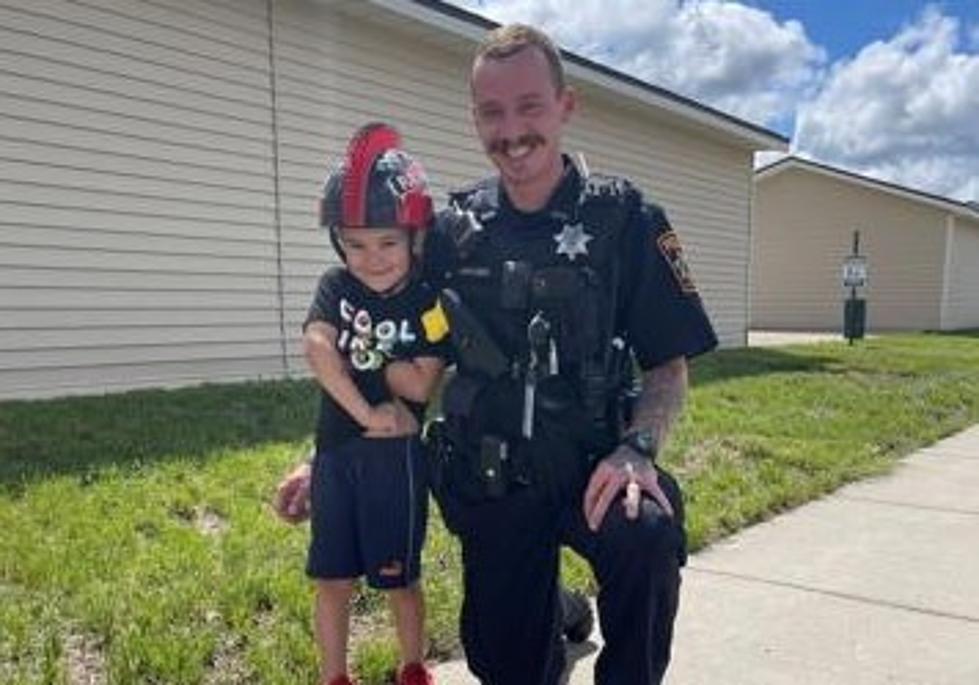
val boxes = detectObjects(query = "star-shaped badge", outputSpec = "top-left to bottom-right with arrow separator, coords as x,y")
553,222 -> 593,261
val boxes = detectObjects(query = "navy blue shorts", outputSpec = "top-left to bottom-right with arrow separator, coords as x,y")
306,436 -> 428,589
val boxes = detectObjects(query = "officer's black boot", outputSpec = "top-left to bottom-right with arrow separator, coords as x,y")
560,586 -> 594,644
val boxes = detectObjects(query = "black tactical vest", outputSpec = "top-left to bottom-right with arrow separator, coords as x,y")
442,169 -> 634,381
429,167 -> 640,502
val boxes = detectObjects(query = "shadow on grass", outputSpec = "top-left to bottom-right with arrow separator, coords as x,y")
925,328 -> 979,339
0,379 -> 318,488
690,345 -> 839,386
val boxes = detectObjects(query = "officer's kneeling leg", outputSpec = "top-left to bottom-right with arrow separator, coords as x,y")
563,468 -> 685,685
456,487 -> 567,685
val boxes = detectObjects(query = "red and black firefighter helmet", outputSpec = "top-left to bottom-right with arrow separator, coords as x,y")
320,123 -> 434,260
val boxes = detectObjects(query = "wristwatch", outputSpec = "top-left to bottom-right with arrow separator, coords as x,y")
621,428 -> 658,463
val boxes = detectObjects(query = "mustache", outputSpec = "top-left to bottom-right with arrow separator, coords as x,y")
487,134 -> 546,155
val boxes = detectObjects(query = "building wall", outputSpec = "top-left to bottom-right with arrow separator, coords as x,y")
944,216 -> 979,330
752,168 -> 947,331
0,0 -> 282,400
1,0 -> 758,400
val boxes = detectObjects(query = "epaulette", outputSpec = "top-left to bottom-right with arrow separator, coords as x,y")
443,179 -> 501,258
449,178 -> 500,224
579,173 -> 633,205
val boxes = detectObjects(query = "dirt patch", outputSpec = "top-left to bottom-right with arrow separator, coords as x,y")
348,607 -> 392,653
65,630 -> 107,685
195,507 -> 229,537
170,503 -> 229,536
203,633 -> 252,685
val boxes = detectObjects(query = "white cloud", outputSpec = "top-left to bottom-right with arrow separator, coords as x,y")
455,0 -> 825,126
457,2 -> 979,201
794,8 -> 979,201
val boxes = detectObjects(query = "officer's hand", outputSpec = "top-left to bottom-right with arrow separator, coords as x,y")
583,447 -> 674,532
274,461 -> 312,524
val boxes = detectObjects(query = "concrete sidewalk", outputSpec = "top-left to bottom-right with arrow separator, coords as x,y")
432,424 -> 979,684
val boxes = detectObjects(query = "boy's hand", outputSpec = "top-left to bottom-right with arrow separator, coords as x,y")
361,403 -> 400,435
363,400 -> 419,438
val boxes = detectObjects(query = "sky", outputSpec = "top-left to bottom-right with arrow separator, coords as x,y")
452,1 -> 979,202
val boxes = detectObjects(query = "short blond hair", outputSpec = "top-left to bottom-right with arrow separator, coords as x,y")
472,24 -> 566,92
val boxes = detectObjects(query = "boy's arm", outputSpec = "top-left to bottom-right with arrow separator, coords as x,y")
384,357 -> 446,403
304,321 -> 391,430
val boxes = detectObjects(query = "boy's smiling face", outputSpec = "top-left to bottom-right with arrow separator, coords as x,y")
338,227 -> 412,295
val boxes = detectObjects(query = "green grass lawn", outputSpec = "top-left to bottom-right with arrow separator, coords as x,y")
2,331 -> 978,683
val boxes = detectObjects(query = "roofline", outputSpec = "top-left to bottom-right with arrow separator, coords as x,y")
358,0 -> 788,151
756,156 -> 979,221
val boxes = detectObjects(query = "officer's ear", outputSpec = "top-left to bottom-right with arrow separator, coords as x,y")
557,85 -> 577,124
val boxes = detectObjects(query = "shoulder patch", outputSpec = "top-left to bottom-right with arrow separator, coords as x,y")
656,231 -> 698,294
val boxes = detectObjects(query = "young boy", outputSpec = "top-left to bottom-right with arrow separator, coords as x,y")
303,123 -> 449,685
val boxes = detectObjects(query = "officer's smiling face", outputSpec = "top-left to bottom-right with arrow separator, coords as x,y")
470,45 -> 575,210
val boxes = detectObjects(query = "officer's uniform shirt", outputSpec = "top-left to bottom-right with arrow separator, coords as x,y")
425,157 -> 717,375
304,267 -> 450,451
616,188 -> 719,369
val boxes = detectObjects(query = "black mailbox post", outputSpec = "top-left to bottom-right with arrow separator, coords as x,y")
842,231 -> 867,344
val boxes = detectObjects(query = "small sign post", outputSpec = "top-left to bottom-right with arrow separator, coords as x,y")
843,231 -> 867,344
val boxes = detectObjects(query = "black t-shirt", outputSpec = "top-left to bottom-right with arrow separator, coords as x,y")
304,267 -> 451,450
424,160 -> 717,373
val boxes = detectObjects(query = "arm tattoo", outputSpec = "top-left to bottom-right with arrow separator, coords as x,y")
630,357 -> 688,450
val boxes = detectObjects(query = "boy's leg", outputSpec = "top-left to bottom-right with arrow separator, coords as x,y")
387,582 -> 426,666
356,437 -> 433,682
307,445 -> 363,580
315,579 -> 356,684
356,437 -> 429,589
307,446 -> 363,683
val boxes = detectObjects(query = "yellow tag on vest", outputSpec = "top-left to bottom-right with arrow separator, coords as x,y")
422,298 -> 450,342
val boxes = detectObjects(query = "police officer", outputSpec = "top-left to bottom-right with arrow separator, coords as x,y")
278,23 -> 716,685
422,24 -> 716,685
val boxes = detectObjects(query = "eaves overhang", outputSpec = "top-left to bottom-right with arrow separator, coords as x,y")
757,156 -> 979,222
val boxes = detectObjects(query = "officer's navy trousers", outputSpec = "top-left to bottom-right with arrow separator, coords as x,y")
455,467 -> 685,685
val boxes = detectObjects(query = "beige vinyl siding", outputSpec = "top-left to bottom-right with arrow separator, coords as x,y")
752,168 -> 946,331
944,217 -> 979,330
0,0 -> 281,400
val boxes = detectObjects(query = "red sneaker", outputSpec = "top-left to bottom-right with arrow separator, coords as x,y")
398,662 -> 434,685
325,676 -> 355,685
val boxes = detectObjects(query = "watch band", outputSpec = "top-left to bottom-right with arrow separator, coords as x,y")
620,429 -> 658,463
